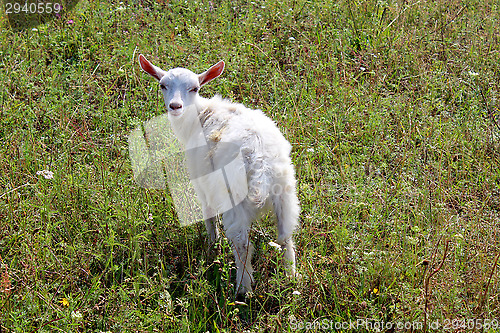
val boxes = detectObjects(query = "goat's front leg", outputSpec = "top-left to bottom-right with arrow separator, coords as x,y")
203,205 -> 219,244
223,207 -> 254,294
231,234 -> 254,294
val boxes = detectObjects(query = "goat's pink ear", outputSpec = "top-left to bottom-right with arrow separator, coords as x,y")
138,54 -> 165,81
199,61 -> 225,86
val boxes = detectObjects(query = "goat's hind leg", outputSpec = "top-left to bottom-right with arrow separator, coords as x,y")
273,183 -> 300,278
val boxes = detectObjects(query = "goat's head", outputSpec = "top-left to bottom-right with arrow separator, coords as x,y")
139,54 -> 224,117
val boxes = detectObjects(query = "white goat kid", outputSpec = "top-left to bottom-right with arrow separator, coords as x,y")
138,54 -> 300,294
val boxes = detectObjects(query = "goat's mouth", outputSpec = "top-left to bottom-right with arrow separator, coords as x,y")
169,108 -> 183,117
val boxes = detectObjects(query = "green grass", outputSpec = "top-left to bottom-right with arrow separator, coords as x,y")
1,0 -> 500,331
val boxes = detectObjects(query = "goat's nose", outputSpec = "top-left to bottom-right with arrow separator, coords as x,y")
169,102 -> 182,110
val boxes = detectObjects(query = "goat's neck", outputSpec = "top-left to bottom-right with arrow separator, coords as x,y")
168,100 -> 207,149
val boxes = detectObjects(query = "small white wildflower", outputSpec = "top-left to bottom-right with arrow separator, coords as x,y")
147,213 -> 153,222
292,290 -> 301,296
406,236 -> 417,245
36,170 -> 54,180
468,70 -> 479,77
360,66 -> 366,71
32,28 -> 38,32
268,241 -> 282,251
364,251 -> 376,258
71,310 -> 83,319
306,148 -> 315,153
116,6 -> 126,11
289,37 -> 295,41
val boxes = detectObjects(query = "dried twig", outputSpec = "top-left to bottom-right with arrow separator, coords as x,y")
423,240 -> 450,332
0,183 -> 33,199
475,250 -> 500,315
417,5 -> 467,41
478,87 -> 500,133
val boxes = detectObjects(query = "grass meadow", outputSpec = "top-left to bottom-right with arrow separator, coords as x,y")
1,0 -> 500,331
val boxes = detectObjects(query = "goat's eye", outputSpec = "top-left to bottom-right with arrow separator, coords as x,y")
190,87 -> 199,93
159,84 -> 166,90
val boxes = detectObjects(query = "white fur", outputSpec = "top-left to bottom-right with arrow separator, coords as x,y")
139,55 -> 300,294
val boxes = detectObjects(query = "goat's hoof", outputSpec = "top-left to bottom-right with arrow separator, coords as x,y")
286,270 -> 302,281
235,292 -> 247,303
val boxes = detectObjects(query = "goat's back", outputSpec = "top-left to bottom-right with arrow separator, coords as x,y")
195,96 -> 294,211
